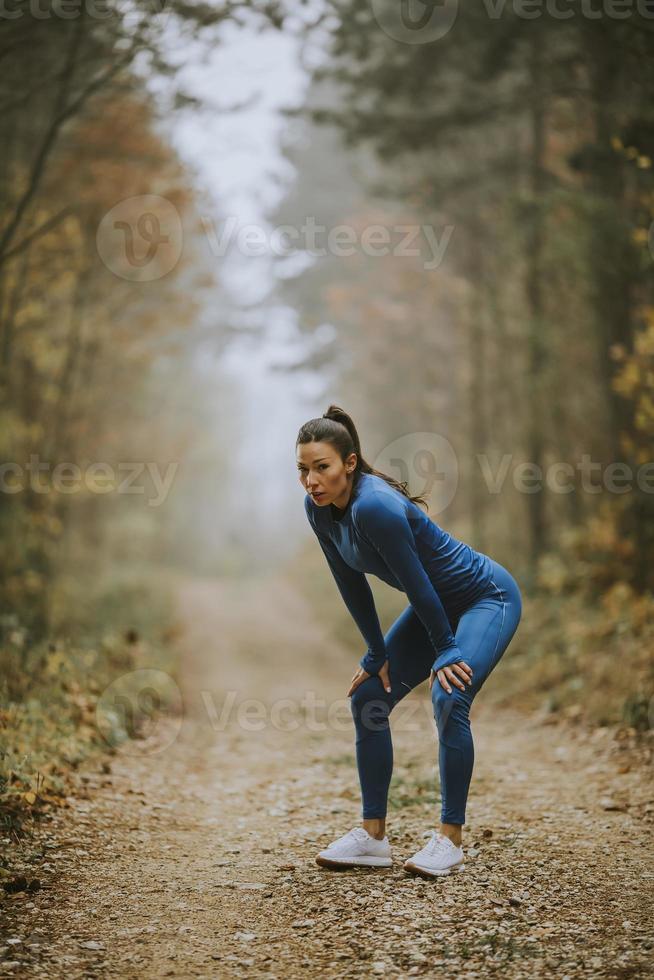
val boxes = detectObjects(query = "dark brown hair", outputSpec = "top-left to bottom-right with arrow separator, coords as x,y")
296,404 -> 428,510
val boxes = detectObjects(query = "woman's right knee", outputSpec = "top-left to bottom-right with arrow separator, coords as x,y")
350,679 -> 391,734
350,675 -> 382,707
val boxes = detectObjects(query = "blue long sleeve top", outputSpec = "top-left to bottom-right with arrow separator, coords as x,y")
304,470 -> 495,675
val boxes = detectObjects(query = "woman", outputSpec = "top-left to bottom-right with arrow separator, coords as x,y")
296,405 -> 523,878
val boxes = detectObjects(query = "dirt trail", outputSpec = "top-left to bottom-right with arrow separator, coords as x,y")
1,574 -> 653,979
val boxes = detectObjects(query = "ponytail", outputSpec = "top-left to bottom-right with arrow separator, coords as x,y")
296,404 -> 428,510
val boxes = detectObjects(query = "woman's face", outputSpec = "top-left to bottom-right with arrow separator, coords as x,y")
296,441 -> 357,508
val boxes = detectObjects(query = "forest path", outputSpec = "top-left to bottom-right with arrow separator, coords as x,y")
1,573 -> 652,979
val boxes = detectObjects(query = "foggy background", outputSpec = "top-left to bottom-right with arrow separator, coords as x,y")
2,0 -> 653,802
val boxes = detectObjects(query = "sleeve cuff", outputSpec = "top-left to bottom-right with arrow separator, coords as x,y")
431,645 -> 463,673
359,649 -> 387,674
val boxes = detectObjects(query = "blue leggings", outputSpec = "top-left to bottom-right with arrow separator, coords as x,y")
349,559 -> 523,825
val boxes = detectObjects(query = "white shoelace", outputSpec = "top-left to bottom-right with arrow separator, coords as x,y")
328,827 -> 370,848
421,830 -> 458,855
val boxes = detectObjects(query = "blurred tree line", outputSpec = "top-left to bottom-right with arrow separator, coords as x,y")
278,3 -> 654,598
0,0 -> 285,644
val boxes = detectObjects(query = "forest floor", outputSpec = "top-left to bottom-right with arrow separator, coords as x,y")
1,573 -> 653,979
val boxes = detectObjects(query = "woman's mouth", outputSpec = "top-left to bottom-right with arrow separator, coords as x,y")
311,492 -> 325,499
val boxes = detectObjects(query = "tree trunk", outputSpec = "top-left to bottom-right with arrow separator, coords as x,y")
524,34 -> 548,581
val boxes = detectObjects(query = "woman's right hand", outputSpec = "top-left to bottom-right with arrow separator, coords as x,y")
347,660 -> 391,697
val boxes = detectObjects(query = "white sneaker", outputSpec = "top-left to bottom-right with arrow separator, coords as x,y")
403,830 -> 465,878
316,826 -> 393,869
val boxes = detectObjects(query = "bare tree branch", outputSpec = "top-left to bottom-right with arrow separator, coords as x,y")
0,21 -> 138,268
0,205 -> 77,265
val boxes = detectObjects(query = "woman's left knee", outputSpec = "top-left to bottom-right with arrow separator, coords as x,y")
431,684 -> 470,734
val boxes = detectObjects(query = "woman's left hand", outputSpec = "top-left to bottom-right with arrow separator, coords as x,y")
429,661 -> 473,694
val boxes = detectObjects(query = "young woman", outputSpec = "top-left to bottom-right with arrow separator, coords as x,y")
296,405 -> 523,878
